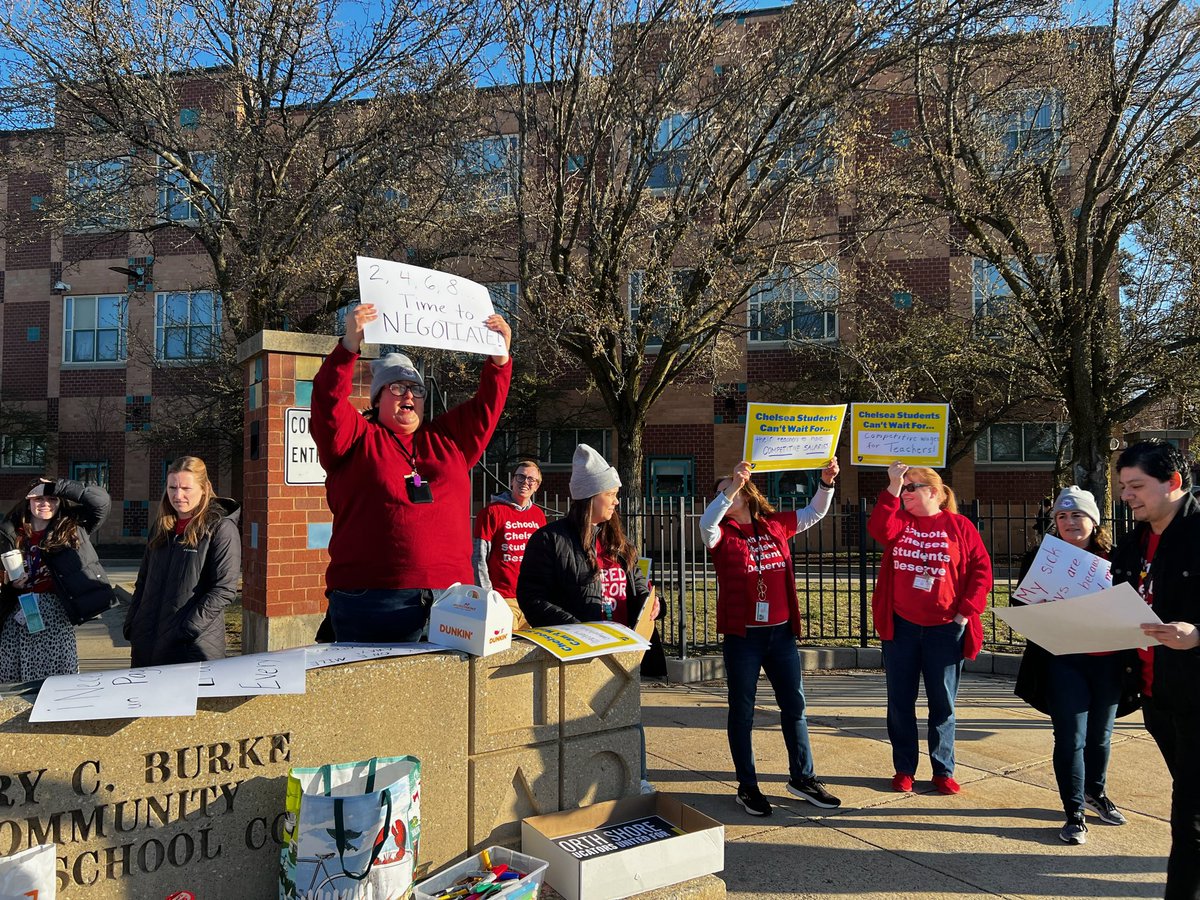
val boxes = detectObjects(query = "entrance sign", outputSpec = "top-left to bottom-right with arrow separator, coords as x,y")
356,256 -> 505,356
851,403 -> 949,468
284,407 -> 325,486
31,664 -> 201,722
742,403 -> 846,472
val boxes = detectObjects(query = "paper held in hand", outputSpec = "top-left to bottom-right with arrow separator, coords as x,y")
1011,534 -> 1112,605
742,402 -> 846,472
993,583 -> 1161,655
355,256 -> 505,356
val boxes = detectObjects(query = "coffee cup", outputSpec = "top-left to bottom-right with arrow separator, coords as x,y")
1,549 -> 24,582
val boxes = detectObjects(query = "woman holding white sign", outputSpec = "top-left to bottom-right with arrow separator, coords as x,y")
698,458 -> 841,817
869,462 -> 992,797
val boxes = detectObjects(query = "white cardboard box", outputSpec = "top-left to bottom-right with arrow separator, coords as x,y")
429,584 -> 513,657
521,793 -> 724,900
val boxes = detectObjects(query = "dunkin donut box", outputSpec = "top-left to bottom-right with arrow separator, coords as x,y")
428,583 -> 513,657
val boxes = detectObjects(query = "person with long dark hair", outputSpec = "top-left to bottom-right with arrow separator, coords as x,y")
124,456 -> 241,666
699,458 -> 841,817
0,476 -> 116,681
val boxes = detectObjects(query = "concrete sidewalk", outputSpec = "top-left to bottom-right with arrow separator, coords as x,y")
642,674 -> 1169,899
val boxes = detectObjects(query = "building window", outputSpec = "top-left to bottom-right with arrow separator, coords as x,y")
749,110 -> 835,182
1,436 -> 46,469
157,152 -> 219,222
648,113 -> 701,191
749,261 -> 838,342
999,91 -> 1064,165
484,430 -> 523,469
630,269 -> 695,349
458,135 -> 519,203
648,457 -> 693,497
155,290 -> 221,361
63,295 -> 126,364
768,470 -> 820,502
975,423 -> 1068,464
66,158 -> 128,231
486,282 -> 519,335
539,428 -> 612,468
70,460 -> 110,489
972,258 -> 1012,319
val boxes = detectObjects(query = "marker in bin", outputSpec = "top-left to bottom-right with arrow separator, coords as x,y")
434,849 -> 526,900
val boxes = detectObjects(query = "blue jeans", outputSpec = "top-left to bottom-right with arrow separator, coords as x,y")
326,588 -> 430,643
722,623 -> 814,789
1046,652 -> 1122,817
883,615 -> 965,778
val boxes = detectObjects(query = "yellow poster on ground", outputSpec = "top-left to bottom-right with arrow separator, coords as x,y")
850,403 -> 949,468
515,622 -> 651,661
742,403 -> 846,472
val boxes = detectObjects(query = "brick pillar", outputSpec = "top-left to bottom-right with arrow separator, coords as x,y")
236,331 -> 377,651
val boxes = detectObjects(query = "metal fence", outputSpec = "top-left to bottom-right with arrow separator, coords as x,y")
472,467 -> 1130,659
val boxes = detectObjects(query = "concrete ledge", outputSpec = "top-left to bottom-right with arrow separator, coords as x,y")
666,655 -> 727,683
664,647 -> 1022,683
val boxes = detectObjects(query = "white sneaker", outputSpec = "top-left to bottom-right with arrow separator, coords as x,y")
639,779 -> 656,795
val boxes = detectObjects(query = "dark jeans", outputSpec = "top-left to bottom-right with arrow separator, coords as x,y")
1144,697 -> 1200,900
1045,652 -> 1122,817
722,623 -> 815,789
883,615 -> 965,778
326,588 -> 431,643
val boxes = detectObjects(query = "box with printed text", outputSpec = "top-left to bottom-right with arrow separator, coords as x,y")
429,584 -> 513,657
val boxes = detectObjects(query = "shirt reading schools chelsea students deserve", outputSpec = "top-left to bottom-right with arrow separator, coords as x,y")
889,512 -> 963,626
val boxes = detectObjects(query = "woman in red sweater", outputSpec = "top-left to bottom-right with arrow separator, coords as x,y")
868,461 -> 992,795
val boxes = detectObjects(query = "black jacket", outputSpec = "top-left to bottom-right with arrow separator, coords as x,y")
1111,494 -> 1200,712
124,499 -> 241,666
517,519 -> 650,628
0,479 -> 116,625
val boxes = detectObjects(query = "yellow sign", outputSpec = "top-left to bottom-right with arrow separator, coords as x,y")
850,403 -> 949,467
742,402 -> 846,472
515,622 -> 650,661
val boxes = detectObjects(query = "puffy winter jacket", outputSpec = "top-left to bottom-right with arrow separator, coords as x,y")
124,498 -> 241,666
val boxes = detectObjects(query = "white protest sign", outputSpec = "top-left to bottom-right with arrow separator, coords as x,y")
198,649 -> 307,697
303,642 -> 446,670
356,256 -> 505,356
284,408 -> 325,486
31,664 -> 201,722
1011,534 -> 1112,605
994,583 -> 1159,654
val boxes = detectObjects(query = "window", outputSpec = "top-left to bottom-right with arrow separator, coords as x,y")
66,158 -> 128,230
749,261 -> 839,342
648,457 -> 693,497
972,258 -> 1013,319
768,470 -> 820,502
486,282 -> 519,334
458,136 -> 519,203
999,92 -> 1063,165
630,269 -> 694,349
539,428 -> 612,467
1,436 -> 46,469
484,430 -> 520,469
70,460 -> 110,489
648,113 -> 701,190
63,295 -> 126,364
155,290 -> 221,361
749,110 -> 835,182
158,152 -> 220,222
975,423 -> 1069,464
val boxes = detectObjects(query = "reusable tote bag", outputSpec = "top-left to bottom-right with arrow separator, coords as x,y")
279,755 -> 421,900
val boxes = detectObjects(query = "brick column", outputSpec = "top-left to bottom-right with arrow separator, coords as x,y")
235,331 -> 377,651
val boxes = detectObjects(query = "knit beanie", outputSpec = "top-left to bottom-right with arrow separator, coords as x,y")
369,352 -> 425,406
569,443 -> 621,499
1051,485 -> 1101,525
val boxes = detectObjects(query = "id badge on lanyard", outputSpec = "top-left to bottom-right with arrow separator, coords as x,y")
913,574 -> 934,592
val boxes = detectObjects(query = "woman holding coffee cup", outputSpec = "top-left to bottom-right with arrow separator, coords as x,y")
0,477 -> 117,682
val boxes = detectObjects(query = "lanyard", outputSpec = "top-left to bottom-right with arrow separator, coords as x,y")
749,519 -> 767,602
388,431 -> 419,475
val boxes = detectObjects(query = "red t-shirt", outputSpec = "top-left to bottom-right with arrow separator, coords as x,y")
597,544 -> 629,623
473,502 -> 547,597
725,514 -> 796,628
1137,530 -> 1160,696
889,512 -> 962,626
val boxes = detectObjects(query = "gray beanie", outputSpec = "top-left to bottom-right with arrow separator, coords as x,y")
1051,485 -> 1101,525
369,352 -> 425,406
569,443 -> 621,499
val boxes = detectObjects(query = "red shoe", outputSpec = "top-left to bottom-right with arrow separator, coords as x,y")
933,775 -> 961,795
891,772 -> 914,792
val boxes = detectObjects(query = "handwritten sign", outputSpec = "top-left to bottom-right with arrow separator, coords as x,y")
994,583 -> 1159,654
30,664 -> 201,723
742,402 -> 845,471
515,622 -> 650,661
198,649 -> 307,697
851,403 -> 949,467
303,642 -> 445,670
1011,534 -> 1112,605
356,256 -> 504,355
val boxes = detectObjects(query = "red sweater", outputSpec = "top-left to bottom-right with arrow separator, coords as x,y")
867,490 -> 992,660
710,512 -> 802,638
310,342 -> 511,592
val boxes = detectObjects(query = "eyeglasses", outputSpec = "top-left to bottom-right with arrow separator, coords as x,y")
900,483 -> 930,493
387,382 -> 428,399
512,475 -> 541,486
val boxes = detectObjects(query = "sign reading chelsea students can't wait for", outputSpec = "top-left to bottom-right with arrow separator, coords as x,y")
356,256 -> 505,355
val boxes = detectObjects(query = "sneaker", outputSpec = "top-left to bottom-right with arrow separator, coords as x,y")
736,785 -> 772,817
932,775 -> 961,795
639,779 -> 656,795
786,776 -> 842,809
1059,815 -> 1088,845
891,772 -> 914,793
1084,793 -> 1127,825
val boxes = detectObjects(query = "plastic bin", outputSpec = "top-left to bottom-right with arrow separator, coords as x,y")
414,846 -> 548,900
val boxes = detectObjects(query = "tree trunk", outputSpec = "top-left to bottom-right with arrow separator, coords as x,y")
1069,418 -> 1114,520
615,417 -> 645,548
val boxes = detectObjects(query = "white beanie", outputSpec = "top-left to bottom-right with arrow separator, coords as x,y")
1051,485 -> 1101,525
569,443 -> 621,499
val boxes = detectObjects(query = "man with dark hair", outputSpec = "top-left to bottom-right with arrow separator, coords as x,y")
1111,439 -> 1200,899
473,460 -> 546,629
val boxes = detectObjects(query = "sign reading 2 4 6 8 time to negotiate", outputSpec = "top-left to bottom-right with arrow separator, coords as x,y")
851,402 -> 949,468
742,403 -> 846,471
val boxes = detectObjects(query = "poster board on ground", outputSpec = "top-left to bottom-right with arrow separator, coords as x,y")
521,793 -> 724,900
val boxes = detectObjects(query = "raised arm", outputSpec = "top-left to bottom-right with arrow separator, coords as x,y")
795,458 -> 838,533
698,460 -> 752,548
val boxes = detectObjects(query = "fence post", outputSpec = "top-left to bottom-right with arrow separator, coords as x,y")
677,494 -> 689,660
858,497 -> 869,648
